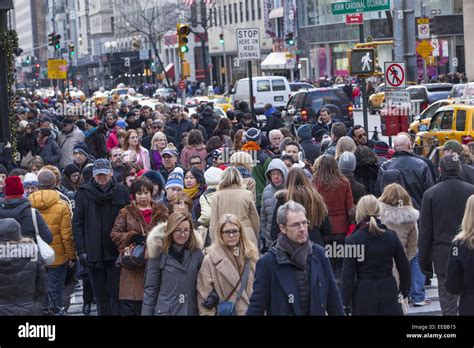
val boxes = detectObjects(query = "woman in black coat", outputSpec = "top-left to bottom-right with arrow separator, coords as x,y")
341,195 -> 411,316
445,195 -> 474,315
354,145 -> 380,196
32,128 -> 61,167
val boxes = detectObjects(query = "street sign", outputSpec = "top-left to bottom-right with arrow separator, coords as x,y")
286,58 -> 296,69
417,40 -> 434,59
431,38 -> 439,57
346,13 -> 363,25
332,0 -> 391,15
384,62 -> 406,89
47,59 -> 67,79
385,90 -> 411,106
349,48 -> 375,76
236,28 -> 261,60
426,56 -> 436,66
417,18 -> 430,40
178,80 -> 186,90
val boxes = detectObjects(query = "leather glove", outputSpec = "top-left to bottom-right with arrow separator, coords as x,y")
131,234 -> 146,245
79,253 -> 88,268
344,306 -> 351,316
201,289 -> 220,310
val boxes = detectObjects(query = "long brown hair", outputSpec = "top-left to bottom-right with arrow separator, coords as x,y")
285,167 -> 327,228
122,129 -> 141,152
162,212 -> 197,253
313,154 -> 347,190
233,130 -> 245,151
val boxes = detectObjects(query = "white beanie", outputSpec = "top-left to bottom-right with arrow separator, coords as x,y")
23,173 -> 39,187
204,167 -> 223,186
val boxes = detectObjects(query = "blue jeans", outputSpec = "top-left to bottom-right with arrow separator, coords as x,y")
46,264 -> 68,308
410,252 -> 426,302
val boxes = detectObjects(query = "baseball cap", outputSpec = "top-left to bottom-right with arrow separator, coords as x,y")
438,140 -> 463,154
92,159 -> 113,176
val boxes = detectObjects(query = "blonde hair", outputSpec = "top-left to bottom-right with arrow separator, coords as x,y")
212,214 -> 259,264
379,183 -> 413,208
151,131 -> 167,151
356,195 -> 385,236
162,212 -> 197,253
454,195 -> 474,250
335,136 -> 357,160
218,166 -> 242,190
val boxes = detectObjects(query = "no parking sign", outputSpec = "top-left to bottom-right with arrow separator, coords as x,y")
384,62 -> 406,89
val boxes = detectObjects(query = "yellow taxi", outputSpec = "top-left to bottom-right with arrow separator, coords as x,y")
368,83 -> 385,114
110,88 -> 131,101
415,102 -> 474,155
408,99 -> 455,135
195,95 -> 234,112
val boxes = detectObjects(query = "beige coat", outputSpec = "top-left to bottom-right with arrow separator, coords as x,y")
209,185 -> 260,247
242,177 -> 257,204
196,245 -> 255,316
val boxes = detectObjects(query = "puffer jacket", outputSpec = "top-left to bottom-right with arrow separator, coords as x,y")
57,127 -> 85,168
260,159 -> 288,249
0,197 -> 52,243
0,241 -> 48,315
29,190 -> 76,267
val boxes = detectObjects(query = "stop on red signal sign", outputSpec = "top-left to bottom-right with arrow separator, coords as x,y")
178,80 -> 186,90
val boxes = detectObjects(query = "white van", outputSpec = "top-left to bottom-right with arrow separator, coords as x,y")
230,76 -> 291,114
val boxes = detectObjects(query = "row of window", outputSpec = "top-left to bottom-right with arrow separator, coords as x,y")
209,0 -> 262,27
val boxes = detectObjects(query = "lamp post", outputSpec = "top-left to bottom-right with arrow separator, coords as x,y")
0,0 -> 14,144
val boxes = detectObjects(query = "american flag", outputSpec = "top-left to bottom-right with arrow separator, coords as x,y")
182,0 -> 213,6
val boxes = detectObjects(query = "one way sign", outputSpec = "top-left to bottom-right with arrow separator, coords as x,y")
349,48 -> 375,76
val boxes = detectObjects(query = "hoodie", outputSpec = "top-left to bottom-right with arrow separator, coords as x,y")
260,159 -> 289,250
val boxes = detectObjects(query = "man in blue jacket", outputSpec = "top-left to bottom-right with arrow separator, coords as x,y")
247,201 -> 343,316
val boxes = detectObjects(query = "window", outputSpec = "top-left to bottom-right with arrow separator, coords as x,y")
441,110 -> 454,130
258,0 -> 261,19
257,80 -> 271,92
272,79 -> 286,91
224,5 -> 227,24
229,4 -> 233,24
251,0 -> 255,20
245,0 -> 249,21
234,3 -> 238,23
456,110 -> 466,131
240,2 -> 243,22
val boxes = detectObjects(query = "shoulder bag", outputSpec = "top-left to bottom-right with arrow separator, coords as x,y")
31,208 -> 55,266
115,219 -> 146,270
216,259 -> 251,316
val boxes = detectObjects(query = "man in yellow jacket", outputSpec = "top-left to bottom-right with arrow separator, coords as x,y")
29,169 -> 76,314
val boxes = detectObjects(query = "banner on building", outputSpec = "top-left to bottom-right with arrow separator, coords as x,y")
264,0 -> 276,38
283,0 -> 297,37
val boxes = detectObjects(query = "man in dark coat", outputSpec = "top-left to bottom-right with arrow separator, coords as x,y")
439,140 -> 474,185
419,154 -> 474,316
73,159 -> 130,316
247,201 -> 344,316
296,124 -> 321,165
198,105 -> 218,138
349,125 -> 375,149
262,104 -> 284,133
167,108 -> 194,148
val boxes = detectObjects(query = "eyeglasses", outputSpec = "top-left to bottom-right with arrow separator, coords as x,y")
153,125 -> 162,129
356,133 -> 367,138
221,229 -> 240,236
285,220 -> 310,229
174,229 -> 191,236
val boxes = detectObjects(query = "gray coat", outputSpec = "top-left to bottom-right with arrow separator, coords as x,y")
260,159 -> 288,249
33,135 -> 61,167
57,127 -> 85,169
142,223 -> 204,316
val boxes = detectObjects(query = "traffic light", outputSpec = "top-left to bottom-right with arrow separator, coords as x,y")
53,34 -> 61,50
25,56 -> 30,65
286,32 -> 295,46
69,43 -> 75,56
219,34 -> 224,45
48,33 -> 55,47
177,23 -> 190,60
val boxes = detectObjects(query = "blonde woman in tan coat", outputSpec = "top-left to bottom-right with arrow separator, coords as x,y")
379,183 -> 419,284
197,214 -> 258,315
209,167 -> 260,247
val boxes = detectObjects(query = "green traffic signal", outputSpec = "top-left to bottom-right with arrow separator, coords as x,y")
180,45 -> 189,53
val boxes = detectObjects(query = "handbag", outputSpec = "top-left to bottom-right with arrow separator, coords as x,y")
115,219 -> 146,270
31,208 -> 55,266
20,151 -> 33,168
216,259 -> 251,316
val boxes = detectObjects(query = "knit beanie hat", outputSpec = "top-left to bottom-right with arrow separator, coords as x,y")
165,167 -> 184,190
63,163 -> 80,177
230,151 -> 254,166
73,142 -> 89,156
297,124 -> 312,141
38,169 -> 57,189
204,167 -> 223,186
4,176 -> 24,197
23,173 -> 39,187
245,128 -> 261,144
374,141 -> 390,156
338,151 -> 357,173
0,218 -> 21,242
143,170 -> 165,189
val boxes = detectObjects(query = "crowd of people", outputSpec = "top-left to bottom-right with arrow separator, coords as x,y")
0,91 -> 473,317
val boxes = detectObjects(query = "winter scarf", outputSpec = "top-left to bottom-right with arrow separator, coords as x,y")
236,166 -> 253,179
276,233 -> 311,270
184,185 -> 200,199
242,142 -> 261,152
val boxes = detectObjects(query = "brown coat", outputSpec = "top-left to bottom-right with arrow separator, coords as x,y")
196,245 -> 255,316
110,201 -> 168,301
209,185 -> 260,247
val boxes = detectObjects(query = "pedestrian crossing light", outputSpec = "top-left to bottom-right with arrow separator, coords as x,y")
48,33 -> 55,47
286,33 -> 295,46
177,24 -> 190,60
349,48 -> 376,76
219,34 -> 224,45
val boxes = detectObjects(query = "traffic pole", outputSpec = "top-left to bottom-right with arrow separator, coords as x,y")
359,23 -> 369,132
248,61 -> 256,120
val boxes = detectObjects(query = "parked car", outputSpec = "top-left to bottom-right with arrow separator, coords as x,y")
284,87 -> 354,128
289,82 -> 314,92
448,83 -> 467,99
153,87 -> 177,102
230,76 -> 291,114
408,99 -> 455,135
406,83 -> 453,113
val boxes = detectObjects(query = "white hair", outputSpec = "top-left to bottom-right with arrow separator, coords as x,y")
269,129 -> 283,139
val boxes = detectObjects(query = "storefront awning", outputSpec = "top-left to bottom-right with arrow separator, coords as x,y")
261,52 -> 288,70
269,7 -> 284,19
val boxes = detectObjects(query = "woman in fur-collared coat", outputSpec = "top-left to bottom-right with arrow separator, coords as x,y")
111,179 -> 168,316
197,214 -> 258,316
142,211 -> 204,316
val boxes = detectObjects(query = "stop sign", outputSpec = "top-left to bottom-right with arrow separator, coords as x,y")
178,80 -> 186,90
